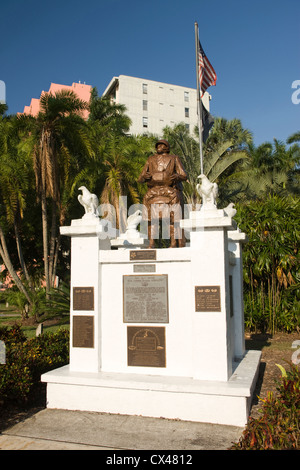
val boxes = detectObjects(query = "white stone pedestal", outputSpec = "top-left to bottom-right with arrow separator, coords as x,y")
60,217 -> 111,373
42,349 -> 260,427
42,211 -> 261,426
111,234 -> 149,250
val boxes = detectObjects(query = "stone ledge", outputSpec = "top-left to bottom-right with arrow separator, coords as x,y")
42,350 -> 261,399
42,350 -> 261,427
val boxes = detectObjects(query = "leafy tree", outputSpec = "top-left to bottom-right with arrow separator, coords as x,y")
235,195 -> 300,333
0,103 -> 8,117
163,119 -> 251,206
99,134 -> 153,229
18,90 -> 91,293
88,87 -> 131,135
73,94 -> 153,230
229,138 -> 300,201
287,131 -> 300,144
0,113 -> 33,303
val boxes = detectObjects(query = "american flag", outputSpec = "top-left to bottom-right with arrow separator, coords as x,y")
198,41 -> 217,95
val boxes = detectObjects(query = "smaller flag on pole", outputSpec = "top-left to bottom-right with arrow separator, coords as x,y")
198,41 -> 217,95
201,101 -> 214,143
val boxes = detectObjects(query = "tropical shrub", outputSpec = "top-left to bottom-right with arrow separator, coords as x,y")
232,363 -> 300,450
0,325 -> 69,404
36,282 -> 70,322
236,195 -> 300,333
1,288 -> 30,319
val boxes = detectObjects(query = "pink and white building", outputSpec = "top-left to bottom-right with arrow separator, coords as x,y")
22,82 -> 92,120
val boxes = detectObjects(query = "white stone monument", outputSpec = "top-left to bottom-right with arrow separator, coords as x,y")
42,182 -> 261,427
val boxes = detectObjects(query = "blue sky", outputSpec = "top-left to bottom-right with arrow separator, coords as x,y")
1,0 -> 299,145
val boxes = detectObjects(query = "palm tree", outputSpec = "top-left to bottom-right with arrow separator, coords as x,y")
287,131 -> 300,144
163,120 -> 251,206
100,134 -> 152,230
231,138 -> 300,200
19,89 -> 90,293
204,117 -> 253,150
0,113 -> 32,303
0,103 -> 8,117
73,94 -> 152,230
88,87 -> 131,135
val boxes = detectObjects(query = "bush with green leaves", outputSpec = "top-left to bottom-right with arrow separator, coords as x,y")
0,324 -> 69,404
38,282 -> 70,321
232,363 -> 300,449
235,195 -> 300,333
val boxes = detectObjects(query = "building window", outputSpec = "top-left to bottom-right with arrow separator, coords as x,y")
143,116 -> 148,128
142,83 -> 148,94
143,100 -> 148,111
185,107 -> 189,118
184,91 -> 189,102
185,123 -> 190,132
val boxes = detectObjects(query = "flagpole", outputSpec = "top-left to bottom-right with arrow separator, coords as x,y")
194,21 -> 204,175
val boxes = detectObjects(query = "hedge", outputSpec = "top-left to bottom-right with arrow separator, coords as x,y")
0,324 -> 69,405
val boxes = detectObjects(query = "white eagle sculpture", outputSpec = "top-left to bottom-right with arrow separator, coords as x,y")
78,186 -> 99,218
125,210 -> 143,231
196,174 -> 218,209
223,202 -> 237,218
119,210 -> 143,239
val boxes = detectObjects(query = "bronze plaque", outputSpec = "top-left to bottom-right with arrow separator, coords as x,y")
73,287 -> 94,311
195,286 -> 221,312
127,326 -> 166,367
130,250 -> 156,261
133,264 -> 156,273
73,315 -> 94,348
123,275 -> 168,323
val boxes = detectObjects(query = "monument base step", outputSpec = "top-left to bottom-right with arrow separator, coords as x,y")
42,350 -> 261,427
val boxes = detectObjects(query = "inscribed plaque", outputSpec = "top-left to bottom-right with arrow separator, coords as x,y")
123,275 -> 169,323
130,250 -> 156,261
127,326 -> 166,367
133,264 -> 156,273
73,315 -> 94,348
73,287 -> 94,311
195,286 -> 221,312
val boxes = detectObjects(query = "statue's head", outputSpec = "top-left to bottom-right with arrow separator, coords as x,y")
155,139 -> 170,154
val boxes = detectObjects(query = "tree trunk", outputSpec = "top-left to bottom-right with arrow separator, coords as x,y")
0,224 -> 32,304
41,190 -> 50,295
14,215 -> 32,289
51,235 -> 60,287
49,199 -> 57,288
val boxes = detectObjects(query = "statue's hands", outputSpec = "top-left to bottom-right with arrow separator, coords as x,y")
144,171 -> 152,180
165,174 -> 178,185
138,171 -> 152,184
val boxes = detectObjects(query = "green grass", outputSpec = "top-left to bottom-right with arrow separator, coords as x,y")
0,303 -> 69,338
21,321 -> 70,339
0,305 -> 19,315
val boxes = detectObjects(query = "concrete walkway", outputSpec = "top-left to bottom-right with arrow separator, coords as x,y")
0,408 -> 243,450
